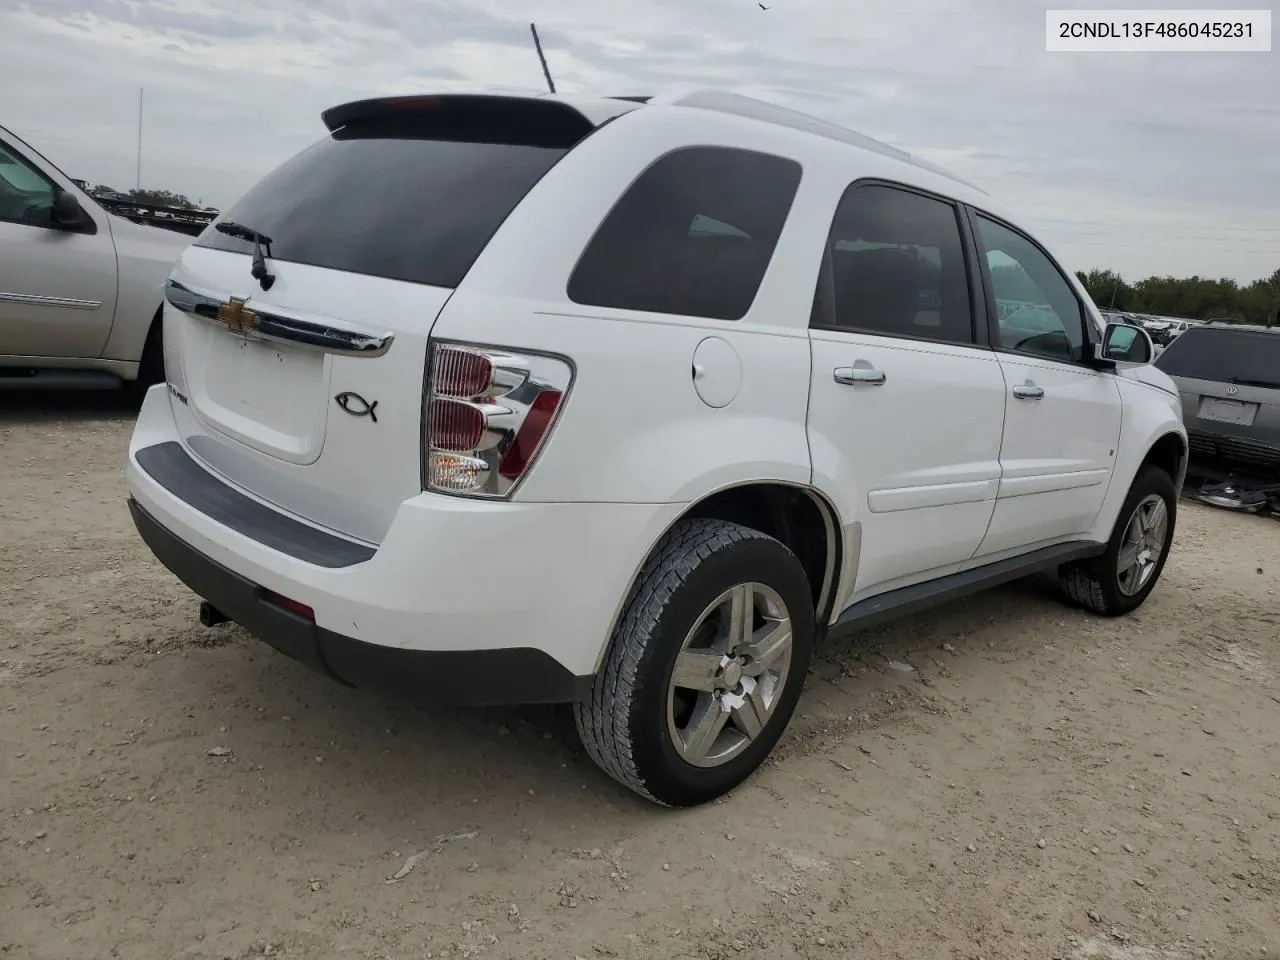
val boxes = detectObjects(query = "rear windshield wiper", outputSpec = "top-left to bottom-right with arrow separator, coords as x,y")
214,219 -> 276,291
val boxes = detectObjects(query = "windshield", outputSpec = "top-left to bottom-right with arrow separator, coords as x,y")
1155,326 -> 1280,387
195,124 -> 572,289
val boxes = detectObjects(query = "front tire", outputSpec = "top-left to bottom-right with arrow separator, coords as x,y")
574,518 -> 815,807
1060,464 -> 1177,616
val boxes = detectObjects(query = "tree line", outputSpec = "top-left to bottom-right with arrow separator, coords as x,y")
1074,267 -> 1280,326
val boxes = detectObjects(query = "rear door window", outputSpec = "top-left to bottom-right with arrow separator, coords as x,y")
195,108 -> 584,289
813,182 -> 977,345
567,146 -> 802,321
1156,327 -> 1280,387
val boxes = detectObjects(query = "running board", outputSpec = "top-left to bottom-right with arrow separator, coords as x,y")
830,541 -> 1105,638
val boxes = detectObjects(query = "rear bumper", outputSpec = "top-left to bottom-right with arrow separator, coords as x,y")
1187,428 -> 1280,478
125,385 -> 684,703
129,498 -> 588,704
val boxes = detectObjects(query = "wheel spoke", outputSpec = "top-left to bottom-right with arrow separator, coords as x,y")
739,620 -> 792,677
666,581 -> 793,770
730,682 -> 768,740
1117,541 -> 1141,578
1142,498 -> 1167,535
727,584 -> 755,648
1116,493 -> 1171,596
671,650 -> 724,693
680,697 -> 730,762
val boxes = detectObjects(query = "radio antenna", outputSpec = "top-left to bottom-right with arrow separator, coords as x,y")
529,22 -> 556,93
136,87 -> 143,190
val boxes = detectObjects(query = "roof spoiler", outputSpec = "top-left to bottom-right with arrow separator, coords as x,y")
321,93 -> 598,135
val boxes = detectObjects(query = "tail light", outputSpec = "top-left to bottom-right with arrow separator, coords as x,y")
423,342 -> 573,498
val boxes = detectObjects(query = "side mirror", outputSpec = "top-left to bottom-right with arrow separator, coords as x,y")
1095,321 -> 1153,367
52,189 -> 93,231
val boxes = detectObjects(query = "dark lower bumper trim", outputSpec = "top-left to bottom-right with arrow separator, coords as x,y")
133,440 -> 375,568
129,498 -> 592,706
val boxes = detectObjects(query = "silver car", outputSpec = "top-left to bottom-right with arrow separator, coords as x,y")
1154,322 -> 1280,482
0,123 -> 190,394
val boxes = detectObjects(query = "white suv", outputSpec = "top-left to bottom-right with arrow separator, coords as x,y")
126,90 -> 1187,807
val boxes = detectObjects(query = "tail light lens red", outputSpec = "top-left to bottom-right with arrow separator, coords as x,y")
424,343 -> 572,498
429,397 -> 486,451
431,347 -> 493,398
498,388 -> 563,480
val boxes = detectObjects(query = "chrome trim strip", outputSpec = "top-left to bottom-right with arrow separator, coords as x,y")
0,291 -> 101,310
164,279 -> 394,358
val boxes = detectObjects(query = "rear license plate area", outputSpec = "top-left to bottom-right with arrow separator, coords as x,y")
186,325 -> 329,463
1199,397 -> 1258,426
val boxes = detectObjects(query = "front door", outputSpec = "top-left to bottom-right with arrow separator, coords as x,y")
0,136 -> 117,359
968,211 -> 1122,557
806,181 -> 1006,604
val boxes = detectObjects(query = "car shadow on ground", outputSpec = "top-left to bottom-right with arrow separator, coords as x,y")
0,385 -> 139,425
121,569 -> 1078,834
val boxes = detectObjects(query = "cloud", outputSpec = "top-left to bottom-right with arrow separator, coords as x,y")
1,0 -> 1276,281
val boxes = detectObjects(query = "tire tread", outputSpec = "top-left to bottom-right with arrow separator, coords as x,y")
573,518 -> 778,805
1058,463 -> 1176,617
1060,561 -> 1109,613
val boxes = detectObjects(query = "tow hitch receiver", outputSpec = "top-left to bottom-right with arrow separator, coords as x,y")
199,601 -> 231,627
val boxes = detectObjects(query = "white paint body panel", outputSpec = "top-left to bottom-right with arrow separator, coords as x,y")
975,355 -> 1123,557
166,247 -> 452,543
807,331 -> 1006,596
128,385 -> 682,676
124,91 -> 1188,681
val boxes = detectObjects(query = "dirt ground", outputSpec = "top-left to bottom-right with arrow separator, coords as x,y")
2,391 -> 1278,960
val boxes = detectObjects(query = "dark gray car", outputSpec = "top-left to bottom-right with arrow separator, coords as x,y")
1154,322 -> 1280,478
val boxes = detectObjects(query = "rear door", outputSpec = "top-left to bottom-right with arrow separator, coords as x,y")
0,135 -> 118,359
968,211 -> 1122,557
162,97 -> 607,544
1156,326 -> 1280,474
806,181 -> 1006,598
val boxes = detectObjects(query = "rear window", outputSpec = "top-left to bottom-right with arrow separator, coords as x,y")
1155,327 -> 1280,387
566,146 -> 802,321
195,109 -> 583,289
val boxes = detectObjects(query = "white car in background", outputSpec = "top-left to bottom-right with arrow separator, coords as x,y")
0,123 -> 190,395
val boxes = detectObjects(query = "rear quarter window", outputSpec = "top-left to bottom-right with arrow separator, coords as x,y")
566,146 -> 803,321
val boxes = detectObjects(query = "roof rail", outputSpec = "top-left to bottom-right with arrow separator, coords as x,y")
647,88 -> 988,195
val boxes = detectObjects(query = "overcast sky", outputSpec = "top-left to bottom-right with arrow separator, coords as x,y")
2,0 -> 1276,283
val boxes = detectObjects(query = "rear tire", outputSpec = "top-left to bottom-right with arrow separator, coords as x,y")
1060,464 -> 1177,616
574,518 -> 815,807
125,317 -> 165,403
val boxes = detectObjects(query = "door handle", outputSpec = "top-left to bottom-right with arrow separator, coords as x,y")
834,366 -> 886,386
1012,381 -> 1044,400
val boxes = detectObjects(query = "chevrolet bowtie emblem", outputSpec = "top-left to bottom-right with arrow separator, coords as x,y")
216,297 -> 257,335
